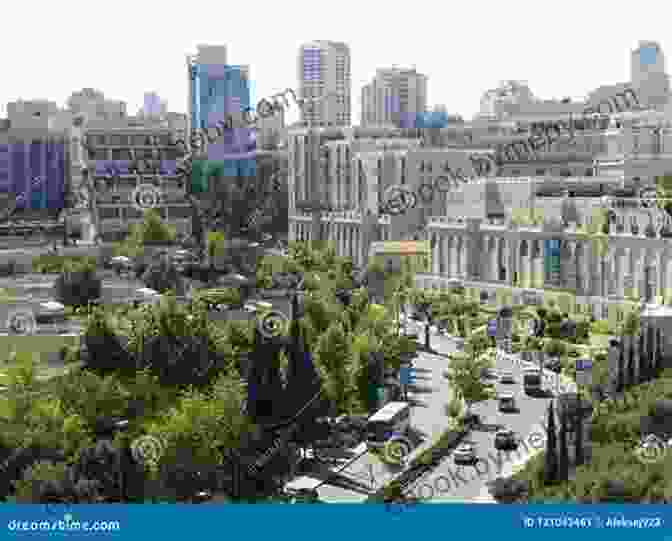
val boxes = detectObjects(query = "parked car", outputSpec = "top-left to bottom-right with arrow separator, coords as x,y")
544,357 -> 562,374
498,393 -> 517,412
499,371 -> 515,384
453,443 -> 478,465
494,430 -> 520,451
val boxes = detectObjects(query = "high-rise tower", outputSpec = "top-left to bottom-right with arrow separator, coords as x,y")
298,41 -> 351,127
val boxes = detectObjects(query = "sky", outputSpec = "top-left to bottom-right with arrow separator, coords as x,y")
1,0 -> 670,126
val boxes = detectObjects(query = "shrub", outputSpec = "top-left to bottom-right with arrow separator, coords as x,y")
544,339 -> 568,358
141,258 -> 185,295
590,320 -> 611,335
54,268 -> 102,307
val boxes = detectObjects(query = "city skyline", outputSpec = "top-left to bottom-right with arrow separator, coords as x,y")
1,0 -> 670,125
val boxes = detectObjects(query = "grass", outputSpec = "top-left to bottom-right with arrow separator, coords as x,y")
0,335 -> 80,364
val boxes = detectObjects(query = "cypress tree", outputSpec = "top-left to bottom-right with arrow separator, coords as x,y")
558,412 -> 569,482
575,405 -> 585,466
544,401 -> 559,485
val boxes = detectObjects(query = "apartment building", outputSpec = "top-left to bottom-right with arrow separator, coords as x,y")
298,41 -> 351,127
361,67 -> 427,128
83,117 -> 191,241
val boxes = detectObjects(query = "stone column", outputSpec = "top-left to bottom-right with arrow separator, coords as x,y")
532,240 -> 544,289
520,240 -> 531,288
576,240 -> 590,296
565,241 -> 578,293
354,227 -> 360,267
462,236 -> 470,279
432,233 -> 440,275
455,237 -> 463,278
439,231 -> 450,276
664,250 -> 672,304
480,235 -> 488,280
615,247 -> 625,298
508,237 -> 517,287
449,237 -> 458,278
490,237 -> 499,282
632,248 -> 644,300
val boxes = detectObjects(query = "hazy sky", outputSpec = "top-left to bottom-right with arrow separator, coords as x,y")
1,0 -> 668,125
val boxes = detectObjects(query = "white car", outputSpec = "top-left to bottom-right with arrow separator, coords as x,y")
453,443 -> 477,465
499,371 -> 515,384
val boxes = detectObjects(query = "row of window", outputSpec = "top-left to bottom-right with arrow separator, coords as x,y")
87,134 -> 171,146
98,205 -> 191,220
88,149 -> 182,161
503,168 -> 595,177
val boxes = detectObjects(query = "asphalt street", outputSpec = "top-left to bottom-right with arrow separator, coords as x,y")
403,324 -> 576,503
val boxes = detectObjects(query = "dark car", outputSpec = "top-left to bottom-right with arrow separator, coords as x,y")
494,430 -> 520,451
544,358 -> 562,374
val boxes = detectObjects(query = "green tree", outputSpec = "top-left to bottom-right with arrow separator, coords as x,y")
544,402 -> 559,485
558,414 -> 569,482
443,351 -> 495,417
140,209 -> 176,244
55,258 -> 102,307
207,231 -> 226,269
313,322 -> 355,413
141,254 -> 186,295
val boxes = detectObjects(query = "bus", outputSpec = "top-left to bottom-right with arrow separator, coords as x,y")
523,368 -> 543,395
366,402 -> 411,449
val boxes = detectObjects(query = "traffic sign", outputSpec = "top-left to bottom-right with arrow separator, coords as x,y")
487,319 -> 498,337
576,358 -> 592,371
399,366 -> 415,386
575,358 -> 592,386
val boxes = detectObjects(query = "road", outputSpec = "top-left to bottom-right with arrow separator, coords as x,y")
297,320 -> 459,503
402,322 -> 575,502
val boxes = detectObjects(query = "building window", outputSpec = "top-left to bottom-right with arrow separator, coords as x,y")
560,168 -> 571,177
512,169 -> 521,176
535,168 -> 545,175
111,149 -> 132,160
96,135 -> 107,145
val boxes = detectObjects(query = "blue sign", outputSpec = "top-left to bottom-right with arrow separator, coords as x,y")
399,366 -> 415,385
487,319 -> 498,337
576,358 -> 592,371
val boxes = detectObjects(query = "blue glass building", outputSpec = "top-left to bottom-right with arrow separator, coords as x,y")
0,138 -> 66,211
189,63 -> 255,191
